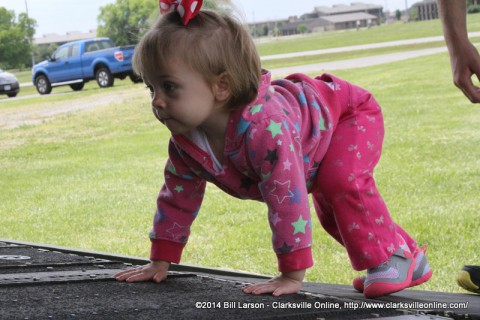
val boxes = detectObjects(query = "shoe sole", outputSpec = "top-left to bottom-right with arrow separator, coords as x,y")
457,270 -> 480,294
354,269 -> 432,293
363,258 -> 415,298
352,276 -> 365,292
410,269 -> 433,287
353,249 -> 432,293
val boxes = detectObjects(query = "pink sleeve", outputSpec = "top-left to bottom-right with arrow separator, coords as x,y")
247,116 -> 314,272
149,141 -> 206,263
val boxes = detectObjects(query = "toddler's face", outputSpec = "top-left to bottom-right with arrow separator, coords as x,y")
144,59 -> 218,135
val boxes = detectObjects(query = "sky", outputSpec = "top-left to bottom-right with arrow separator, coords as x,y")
0,0 -> 411,38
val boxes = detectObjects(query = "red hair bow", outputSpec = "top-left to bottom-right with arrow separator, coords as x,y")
159,0 -> 203,25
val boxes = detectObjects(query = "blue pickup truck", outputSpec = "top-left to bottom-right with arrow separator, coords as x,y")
32,37 -> 141,94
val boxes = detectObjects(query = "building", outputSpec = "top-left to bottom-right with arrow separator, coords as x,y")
276,18 -> 324,36
315,12 -> 378,31
310,3 -> 383,21
34,30 -> 97,46
249,2 -> 383,37
306,3 -> 382,31
411,0 -> 438,21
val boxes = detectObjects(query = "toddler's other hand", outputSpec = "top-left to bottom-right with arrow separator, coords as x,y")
242,269 -> 305,296
114,260 -> 170,283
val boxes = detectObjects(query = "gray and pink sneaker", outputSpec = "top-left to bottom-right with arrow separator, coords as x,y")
353,245 -> 432,298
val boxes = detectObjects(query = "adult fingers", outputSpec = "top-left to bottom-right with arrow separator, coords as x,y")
458,81 -> 480,103
455,73 -> 480,103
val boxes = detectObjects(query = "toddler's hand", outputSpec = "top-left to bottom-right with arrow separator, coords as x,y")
242,269 -> 305,296
114,260 -> 170,283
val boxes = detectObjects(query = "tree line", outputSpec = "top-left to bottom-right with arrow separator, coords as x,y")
0,7 -> 35,69
0,0 -> 227,70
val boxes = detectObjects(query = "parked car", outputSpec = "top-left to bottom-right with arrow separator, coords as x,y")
31,37 -> 141,95
0,68 -> 20,98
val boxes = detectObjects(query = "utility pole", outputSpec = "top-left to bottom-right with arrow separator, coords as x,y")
25,0 -> 35,66
405,0 -> 409,22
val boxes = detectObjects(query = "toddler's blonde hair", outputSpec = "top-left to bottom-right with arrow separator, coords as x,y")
134,9 -> 262,109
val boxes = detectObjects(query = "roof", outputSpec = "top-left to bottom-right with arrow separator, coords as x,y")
314,2 -> 383,15
54,37 -> 112,49
34,30 -> 97,45
411,0 -> 437,7
320,12 -> 378,23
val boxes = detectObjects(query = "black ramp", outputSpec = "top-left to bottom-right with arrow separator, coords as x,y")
0,240 -> 478,320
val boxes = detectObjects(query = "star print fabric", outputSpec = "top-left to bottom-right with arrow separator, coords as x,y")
149,70 -> 417,272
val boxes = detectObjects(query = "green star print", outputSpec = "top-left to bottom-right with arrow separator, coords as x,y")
267,120 -> 283,138
292,216 -> 308,235
250,104 -> 263,115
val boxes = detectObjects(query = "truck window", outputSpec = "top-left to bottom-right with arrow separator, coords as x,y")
53,46 -> 69,60
85,40 -> 114,53
86,43 -> 100,52
70,44 -> 80,58
98,40 -> 114,49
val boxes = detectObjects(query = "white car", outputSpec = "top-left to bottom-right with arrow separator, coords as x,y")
0,68 -> 20,98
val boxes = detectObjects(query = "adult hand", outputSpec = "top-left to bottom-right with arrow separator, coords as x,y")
437,0 -> 480,103
448,40 -> 480,103
114,260 -> 170,283
242,269 -> 305,296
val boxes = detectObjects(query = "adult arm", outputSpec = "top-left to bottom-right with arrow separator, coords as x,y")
438,0 -> 480,102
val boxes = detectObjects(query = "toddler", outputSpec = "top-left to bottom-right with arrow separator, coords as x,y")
115,0 -> 432,298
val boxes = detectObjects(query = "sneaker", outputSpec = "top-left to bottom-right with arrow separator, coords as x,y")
410,246 -> 432,287
353,245 -> 432,293
362,247 -> 414,298
457,265 -> 480,294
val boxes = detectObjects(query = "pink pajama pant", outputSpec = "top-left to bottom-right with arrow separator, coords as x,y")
312,80 -> 417,271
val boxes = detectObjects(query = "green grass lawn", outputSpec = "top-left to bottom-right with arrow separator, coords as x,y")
1,19 -> 479,294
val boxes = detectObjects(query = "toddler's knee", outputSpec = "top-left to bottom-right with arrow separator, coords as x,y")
317,169 -> 373,198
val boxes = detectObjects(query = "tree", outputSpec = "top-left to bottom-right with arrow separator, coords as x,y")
273,23 -> 281,37
34,43 -> 58,63
395,9 -> 402,21
0,7 -> 36,69
97,0 -> 158,46
408,8 -> 418,21
262,25 -> 269,36
296,23 -> 308,34
97,0 -> 229,46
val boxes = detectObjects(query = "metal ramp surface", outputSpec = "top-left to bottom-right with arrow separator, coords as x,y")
0,239 -> 477,320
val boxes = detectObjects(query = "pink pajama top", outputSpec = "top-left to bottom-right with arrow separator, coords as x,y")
149,70 -> 349,272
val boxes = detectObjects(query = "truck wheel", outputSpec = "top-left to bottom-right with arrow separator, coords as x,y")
96,67 -> 114,88
35,75 -> 52,95
129,74 -> 143,83
70,83 -> 85,91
